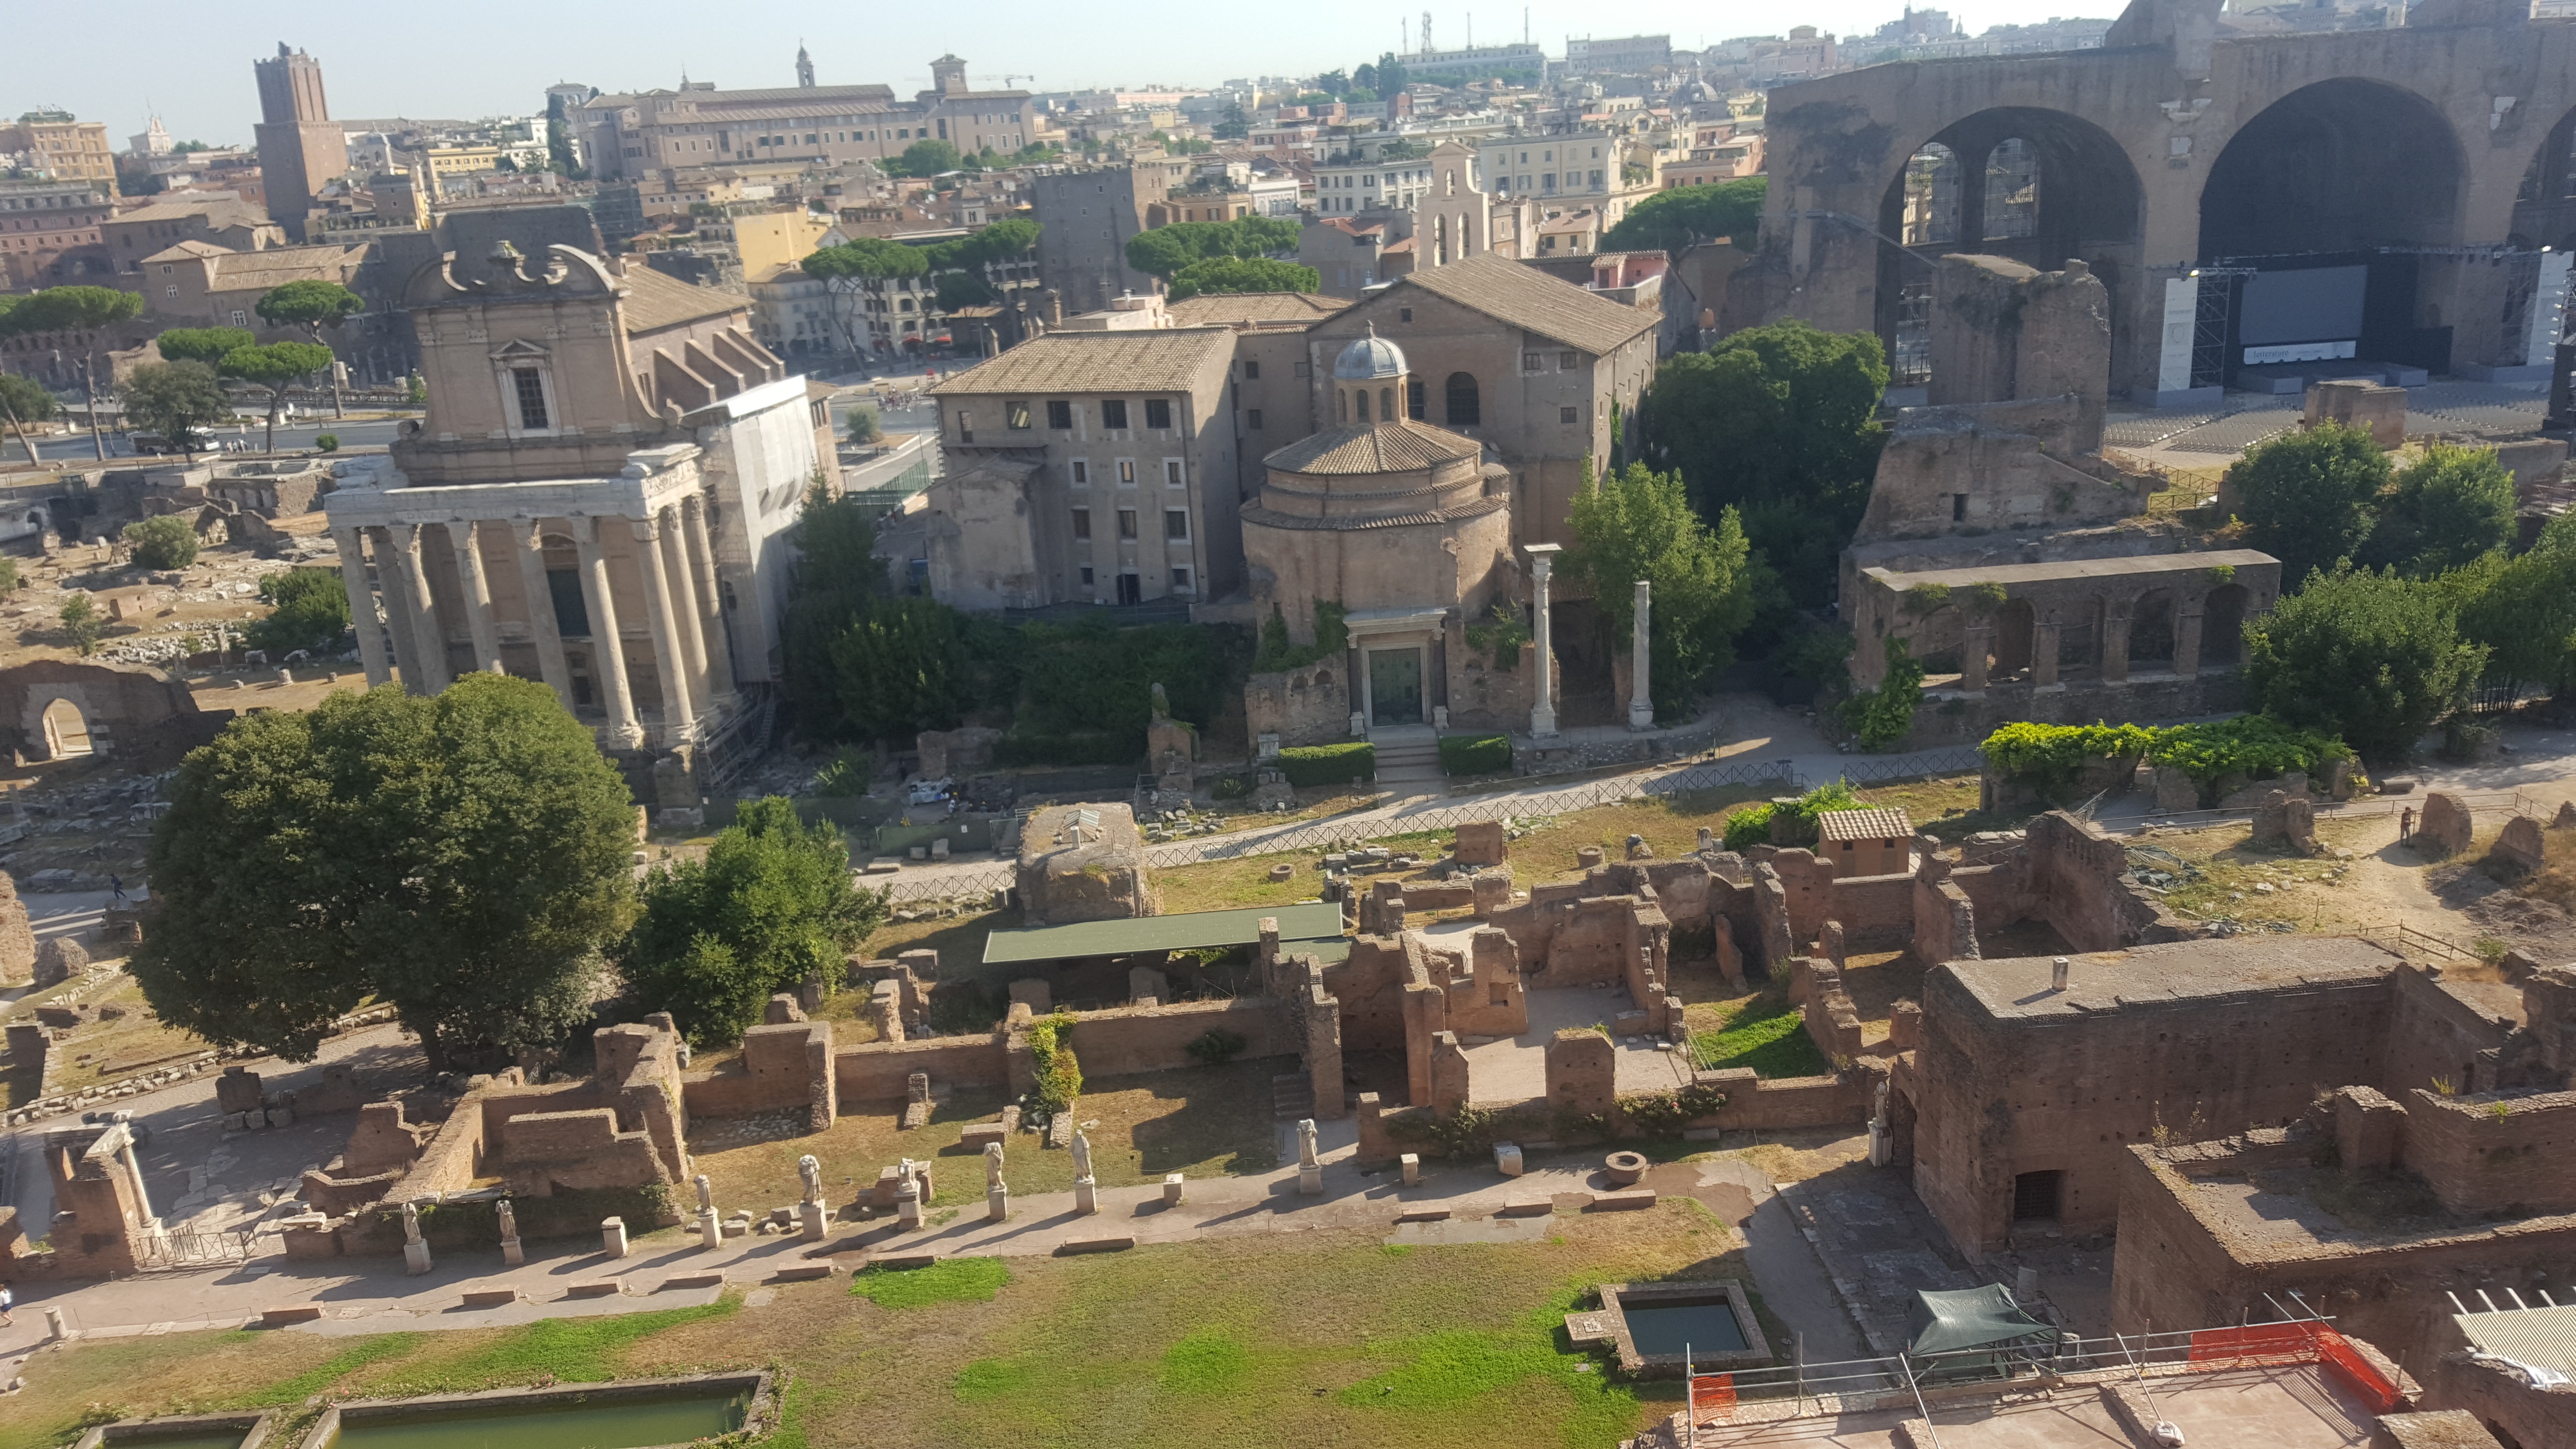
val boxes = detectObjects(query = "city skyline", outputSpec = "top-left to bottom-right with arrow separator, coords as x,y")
18,0 -> 2126,150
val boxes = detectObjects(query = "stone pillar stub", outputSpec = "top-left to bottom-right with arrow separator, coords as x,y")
576,516 -> 644,748
332,528 -> 391,688
1627,577 -> 1653,731
2174,611 -> 2205,679
2031,621 -> 2062,689
1961,624 -> 1992,693
1525,543 -> 1561,740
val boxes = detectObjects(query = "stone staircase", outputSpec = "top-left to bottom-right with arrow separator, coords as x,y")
1271,1071 -> 1316,1121
1370,725 -> 1443,793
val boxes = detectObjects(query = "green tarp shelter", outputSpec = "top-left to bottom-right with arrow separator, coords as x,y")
980,901 -> 1347,966
1903,1284 -> 2053,1358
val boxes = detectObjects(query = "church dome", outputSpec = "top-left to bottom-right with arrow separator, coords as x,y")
1332,325 -> 1408,381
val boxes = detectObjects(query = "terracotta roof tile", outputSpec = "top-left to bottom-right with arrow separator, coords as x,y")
621,263 -> 748,334
927,328 -> 1234,396
1164,292 -> 1344,325
1816,806 -> 1913,841
1261,419 -> 1479,475
1396,250 -> 1656,355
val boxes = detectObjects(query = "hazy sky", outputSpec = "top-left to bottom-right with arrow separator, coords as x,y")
25,0 -> 2129,146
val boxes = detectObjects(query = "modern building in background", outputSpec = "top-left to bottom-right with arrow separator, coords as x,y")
0,111 -> 114,186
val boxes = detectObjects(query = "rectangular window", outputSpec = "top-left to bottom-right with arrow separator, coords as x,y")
1117,508 -> 1139,539
1399,307 -> 1413,322
1240,360 -> 1260,379
1071,507 -> 1091,539
1143,398 -> 1172,430
1172,566 -> 1191,591
1079,565 -> 1095,586
513,368 -> 550,430
1952,493 -> 1968,522
230,310 -> 246,326
1561,351 -> 1580,369
1561,406 -> 1580,424
547,569 -> 592,637
1006,401 -> 1031,429
956,410 -> 974,444
1523,352 -> 1543,372
1046,400 -> 1073,429
164,284 -> 177,297
1163,508 -> 1189,540
1118,459 -> 1136,485
1247,407 -> 1263,430
1101,399 -> 1129,430
1164,459 -> 1183,486
1071,459 -> 1089,485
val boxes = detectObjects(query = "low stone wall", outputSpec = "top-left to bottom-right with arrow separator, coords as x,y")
834,1034 -> 1011,1101
682,1021 -> 836,1130
499,1109 -> 667,1196
1823,871 -> 1916,945
1063,998 -> 1296,1077
2401,1088 -> 2576,1216
1689,1069 -> 1870,1131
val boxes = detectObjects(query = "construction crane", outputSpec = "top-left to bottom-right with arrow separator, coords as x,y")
975,74 -> 1036,87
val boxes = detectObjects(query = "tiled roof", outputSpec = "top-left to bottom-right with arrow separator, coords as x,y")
928,328 -> 1234,396
1262,420 -> 1479,476
201,245 -> 357,291
590,83 -> 895,109
140,240 -> 230,264
1816,806 -> 1913,841
1397,250 -> 1657,355
1164,292 -> 1344,325
112,199 -> 265,227
622,263 -> 749,333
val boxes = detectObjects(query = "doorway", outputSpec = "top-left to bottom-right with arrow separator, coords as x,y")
1116,571 -> 1142,606
2012,1169 -> 2063,1223
39,698 -> 93,758
1368,647 -> 1422,725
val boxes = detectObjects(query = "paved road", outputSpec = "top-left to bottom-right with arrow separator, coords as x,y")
26,416 -> 405,463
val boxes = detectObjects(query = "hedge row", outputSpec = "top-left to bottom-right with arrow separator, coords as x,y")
1438,733 -> 1512,776
1277,741 -> 1375,787
1980,716 -> 2349,790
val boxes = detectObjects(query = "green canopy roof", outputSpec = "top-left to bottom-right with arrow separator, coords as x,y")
1904,1285 -> 2053,1357
981,901 -> 1346,966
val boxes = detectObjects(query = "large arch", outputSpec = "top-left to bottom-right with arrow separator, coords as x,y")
1874,107 -> 2145,392
2199,79 -> 2464,261
2512,106 -> 2576,252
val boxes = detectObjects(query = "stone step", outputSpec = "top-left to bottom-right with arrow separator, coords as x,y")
1271,1071 -> 1315,1121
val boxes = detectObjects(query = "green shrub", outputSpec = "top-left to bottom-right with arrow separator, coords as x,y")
1965,581 -> 2009,612
1437,733 -> 1512,776
1185,1028 -> 1248,1066
244,567 -> 351,655
1721,780 -> 1859,852
1461,604 -> 1530,670
1208,773 -> 1251,800
1902,582 -> 1951,614
121,514 -> 198,570
1979,721 -> 2158,794
314,432 -> 340,452
2148,715 -> 2347,787
1839,637 -> 1923,750
812,746 -> 873,797
1026,1011 -> 1082,1116
1252,599 -> 1349,672
1722,804 -> 1774,852
1276,741 -> 1373,787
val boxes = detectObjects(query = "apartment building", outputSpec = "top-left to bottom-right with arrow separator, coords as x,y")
1313,154 -> 1440,215
100,198 -> 283,273
573,54 -> 1043,183
0,111 -> 114,185
0,179 -> 112,289
120,241 -> 361,333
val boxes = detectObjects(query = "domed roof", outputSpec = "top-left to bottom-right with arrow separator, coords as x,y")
1332,324 -> 1408,381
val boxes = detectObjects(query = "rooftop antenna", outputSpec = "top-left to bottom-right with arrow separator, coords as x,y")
1423,10 -> 1433,52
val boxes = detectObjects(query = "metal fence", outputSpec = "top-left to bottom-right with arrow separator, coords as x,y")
137,1226 -> 280,1270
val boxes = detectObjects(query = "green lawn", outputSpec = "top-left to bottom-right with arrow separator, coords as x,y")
1693,994 -> 1834,1078
2,1205 -> 1762,1449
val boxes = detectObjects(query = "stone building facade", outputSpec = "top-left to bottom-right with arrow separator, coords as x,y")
321,242 -> 817,802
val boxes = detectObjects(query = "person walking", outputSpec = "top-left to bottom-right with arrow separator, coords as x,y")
1,1282 -> 15,1325
2400,806 -> 2415,840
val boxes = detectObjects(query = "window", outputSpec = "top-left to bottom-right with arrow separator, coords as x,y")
164,284 -> 177,297
1172,567 -> 1191,590
159,263 -> 171,275
1163,508 -> 1191,540
1101,399 -> 1129,430
1117,459 -> 1136,485
1952,493 -> 1968,522
1143,398 -> 1172,430
1116,508 -> 1138,539
956,410 -> 974,443
1247,408 -> 1263,430
1561,351 -> 1579,369
1522,352 -> 1543,372
229,310 -> 247,326
2012,1171 -> 2063,1223
1071,507 -> 1091,539
1071,459 -> 1089,485
1240,360 -> 1260,379
1080,565 -> 1095,586
1044,399 -> 1075,430
513,368 -> 550,430
1407,378 -> 1425,419
1561,405 -> 1580,424
1446,372 -> 1481,427
1006,401 -> 1031,429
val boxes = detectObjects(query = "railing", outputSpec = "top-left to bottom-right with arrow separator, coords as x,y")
136,1225 -> 280,1269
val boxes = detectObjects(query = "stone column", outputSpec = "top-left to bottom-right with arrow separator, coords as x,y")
446,520 -> 503,675
1961,625 -> 1992,693
2031,621 -> 2062,689
2173,609 -> 2206,679
1627,578 -> 1654,731
633,515 -> 698,746
332,528 -> 391,688
390,524 -> 451,694
1524,543 -> 1562,739
511,518 -> 577,710
371,527 -> 423,687
575,516 -> 644,747
656,507 -> 712,711
2100,602 -> 2132,684
679,496 -> 737,702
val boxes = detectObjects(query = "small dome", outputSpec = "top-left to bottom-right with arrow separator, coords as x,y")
1332,324 -> 1408,381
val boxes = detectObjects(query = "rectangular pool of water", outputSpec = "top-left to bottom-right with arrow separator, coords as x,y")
1622,1300 -> 1751,1359
328,1393 -> 749,1449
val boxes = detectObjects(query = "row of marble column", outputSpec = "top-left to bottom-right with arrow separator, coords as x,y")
332,495 -> 735,749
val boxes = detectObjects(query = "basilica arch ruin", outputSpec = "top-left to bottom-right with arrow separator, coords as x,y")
1744,0 -> 2576,401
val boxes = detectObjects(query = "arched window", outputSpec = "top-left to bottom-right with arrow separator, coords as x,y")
1445,371 -> 1481,427
1337,387 -> 1349,423
1354,387 -> 1371,423
1407,378 -> 1425,419
1378,386 -> 1393,419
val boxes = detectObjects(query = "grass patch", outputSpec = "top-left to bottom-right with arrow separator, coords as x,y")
240,1333 -> 423,1405
1692,994 -> 1832,1078
853,1256 -> 1011,1309
1156,1331 -> 1253,1395
393,1298 -> 741,1390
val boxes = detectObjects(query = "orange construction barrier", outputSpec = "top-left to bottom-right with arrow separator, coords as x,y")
2317,1328 -> 2405,1413
1690,1373 -> 1737,1426
2186,1321 -> 2319,1368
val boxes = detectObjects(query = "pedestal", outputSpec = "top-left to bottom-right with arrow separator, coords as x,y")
799,1200 -> 826,1241
986,1185 -> 1009,1222
697,1209 -> 723,1250
1298,1162 -> 1324,1196
403,1239 -> 433,1276
1400,1152 -> 1421,1188
601,1216 -> 629,1257
1162,1172 -> 1185,1206
1073,1176 -> 1098,1215
1868,1120 -> 1890,1168
44,1306 -> 66,1340
500,1235 -> 525,1267
1494,1142 -> 1525,1177
897,1192 -> 924,1230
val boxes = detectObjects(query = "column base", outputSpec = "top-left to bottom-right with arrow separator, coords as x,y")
1298,1163 -> 1324,1196
799,1201 -> 826,1240
986,1185 -> 1009,1222
1627,701 -> 1655,731
1529,707 -> 1558,740
1073,1176 -> 1098,1215
697,1210 -> 723,1250
403,1240 -> 433,1275
500,1236 -> 525,1267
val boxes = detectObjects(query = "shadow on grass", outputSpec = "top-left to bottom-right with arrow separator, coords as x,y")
1121,1059 -> 1285,1176
1691,993 -> 1831,1078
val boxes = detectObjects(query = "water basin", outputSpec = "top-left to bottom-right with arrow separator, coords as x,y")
1622,1297 -> 1751,1359
305,1375 -> 771,1449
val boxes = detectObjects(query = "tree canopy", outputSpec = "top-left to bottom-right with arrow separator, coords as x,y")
2457,510 -> 2576,693
220,340 -> 336,452
2244,563 -> 2488,761
0,285 -> 142,337
828,595 -> 979,743
132,675 -> 640,1069
255,279 -> 363,334
805,239 -> 933,354
1603,178 -> 1768,252
1563,460 -> 1760,718
121,360 -> 233,452
2228,423 -> 2390,591
2361,442 -> 2516,577
893,138 -> 964,176
245,567 -> 353,655
923,218 -> 1039,273
154,326 -> 256,366
623,796 -> 886,1046
122,515 -> 198,570
1125,217 -> 1301,281
1167,256 -> 1320,300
